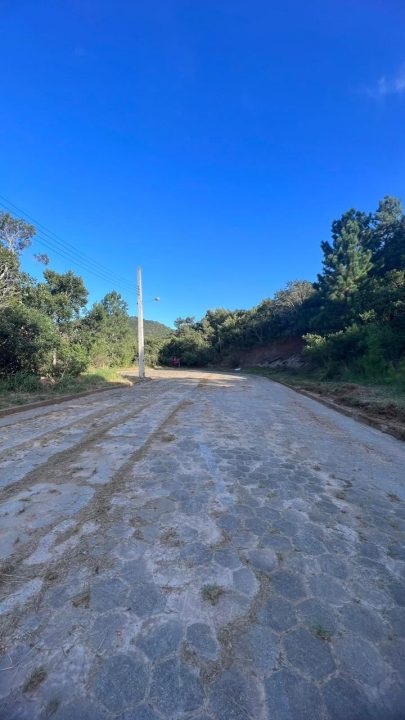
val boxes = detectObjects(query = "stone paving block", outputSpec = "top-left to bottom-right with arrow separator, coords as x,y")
387,579 -> 405,607
244,548 -> 277,573
242,624 -> 279,673
92,653 -> 148,712
244,517 -> 268,534
293,532 -> 326,555
138,619 -> 183,660
283,627 -> 335,679
121,704 -> 161,720
0,645 -> 34,699
377,679 -> 405,720
209,668 -> 261,720
150,659 -> 204,715
256,595 -> 297,632
232,567 -> 257,596
87,612 -> 131,652
265,669 -> 324,720
217,514 -> 240,531
53,699 -> 108,720
121,559 -> 153,585
309,573 -> 350,605
270,570 -> 307,601
214,548 -> 241,569
187,622 -> 218,660
296,598 -> 340,634
381,638 -> 405,677
322,676 -> 375,720
89,577 -> 129,612
317,553 -> 350,579
333,636 -> 387,686
339,603 -> 387,641
180,542 -> 213,566
260,533 -> 292,553
385,606 -> 405,638
129,582 -> 165,616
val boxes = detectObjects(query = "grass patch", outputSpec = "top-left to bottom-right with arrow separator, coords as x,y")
0,367 -> 134,410
72,589 -> 90,608
201,584 -> 225,605
23,667 -> 47,692
311,624 -> 332,642
387,492 -> 400,503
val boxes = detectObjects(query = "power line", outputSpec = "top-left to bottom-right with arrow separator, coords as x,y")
0,195 -> 134,294
32,230 -> 134,293
0,194 -> 133,285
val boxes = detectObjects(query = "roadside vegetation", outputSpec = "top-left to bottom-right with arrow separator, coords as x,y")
0,211 -> 170,407
156,196 -> 404,392
1,195 -> 404,417
0,368 -> 132,410
246,367 -> 405,439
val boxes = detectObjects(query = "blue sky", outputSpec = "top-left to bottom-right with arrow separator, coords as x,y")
1,0 -> 405,326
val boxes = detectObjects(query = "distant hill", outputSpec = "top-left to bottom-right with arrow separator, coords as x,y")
128,316 -> 172,338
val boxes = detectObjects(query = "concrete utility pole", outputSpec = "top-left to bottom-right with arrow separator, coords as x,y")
137,266 -> 145,379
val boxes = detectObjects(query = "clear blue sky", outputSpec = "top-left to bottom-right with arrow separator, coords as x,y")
1,0 -> 404,326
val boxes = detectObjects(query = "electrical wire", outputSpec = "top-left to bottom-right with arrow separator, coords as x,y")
0,194 -> 135,295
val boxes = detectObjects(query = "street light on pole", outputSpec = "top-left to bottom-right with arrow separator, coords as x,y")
137,267 -> 145,379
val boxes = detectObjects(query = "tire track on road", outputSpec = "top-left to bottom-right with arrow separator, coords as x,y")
0,381 -> 174,460
0,381 -> 180,497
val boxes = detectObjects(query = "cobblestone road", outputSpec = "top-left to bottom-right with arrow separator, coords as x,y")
0,369 -> 404,719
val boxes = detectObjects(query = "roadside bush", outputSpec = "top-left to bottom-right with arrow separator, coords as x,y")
0,305 -> 57,375
0,371 -> 41,393
51,341 -> 89,378
159,330 -> 213,367
305,323 -> 405,382
144,336 -> 166,367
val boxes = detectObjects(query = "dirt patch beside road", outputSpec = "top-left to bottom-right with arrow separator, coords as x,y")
247,369 -> 405,440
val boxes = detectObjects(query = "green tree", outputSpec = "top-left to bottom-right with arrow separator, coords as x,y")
0,305 -> 58,375
26,269 -> 88,327
174,316 -> 196,331
0,212 -> 36,254
85,291 -> 134,367
0,245 -> 21,307
318,213 -> 372,302
159,329 -> 212,366
370,196 -> 405,273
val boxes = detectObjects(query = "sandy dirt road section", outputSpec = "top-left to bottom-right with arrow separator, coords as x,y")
0,369 -> 404,719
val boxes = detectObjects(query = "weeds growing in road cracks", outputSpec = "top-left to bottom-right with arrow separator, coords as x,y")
201,584 -> 225,605
311,625 -> 332,642
72,589 -> 91,608
23,667 -> 47,693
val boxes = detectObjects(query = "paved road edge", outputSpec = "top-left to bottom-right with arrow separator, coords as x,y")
258,374 -> 404,442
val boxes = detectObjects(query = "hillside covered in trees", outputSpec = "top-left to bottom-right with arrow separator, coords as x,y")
159,195 -> 404,387
128,316 -> 172,339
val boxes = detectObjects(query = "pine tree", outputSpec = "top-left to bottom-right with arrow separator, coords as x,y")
318,212 -> 372,302
370,196 -> 405,274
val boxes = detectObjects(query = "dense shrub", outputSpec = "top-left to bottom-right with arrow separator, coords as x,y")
0,305 -> 58,375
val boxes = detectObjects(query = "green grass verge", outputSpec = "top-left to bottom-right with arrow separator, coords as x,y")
0,368 -> 133,410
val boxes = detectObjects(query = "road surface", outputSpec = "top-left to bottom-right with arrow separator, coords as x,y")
0,369 -> 404,720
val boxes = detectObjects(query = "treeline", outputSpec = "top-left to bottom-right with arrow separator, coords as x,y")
0,212 -> 148,381
159,196 -> 405,384
1,195 -> 404,387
